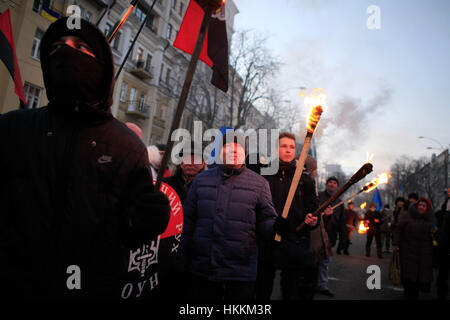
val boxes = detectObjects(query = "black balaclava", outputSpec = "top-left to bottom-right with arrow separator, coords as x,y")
40,17 -> 115,112
48,44 -> 105,104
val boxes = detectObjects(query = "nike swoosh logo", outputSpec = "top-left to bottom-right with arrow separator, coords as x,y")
98,155 -> 113,164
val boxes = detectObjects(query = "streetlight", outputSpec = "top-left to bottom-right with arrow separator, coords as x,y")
418,136 -> 444,150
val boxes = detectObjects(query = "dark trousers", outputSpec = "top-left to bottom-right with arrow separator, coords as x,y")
337,228 -> 347,253
403,279 -> 420,300
280,264 -> 317,300
380,231 -> 392,251
437,251 -> 450,300
366,230 -> 382,256
255,261 -> 277,300
343,228 -> 354,253
189,275 -> 255,300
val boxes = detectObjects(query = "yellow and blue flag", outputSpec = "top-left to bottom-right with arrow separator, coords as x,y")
372,188 -> 383,211
41,5 -> 59,23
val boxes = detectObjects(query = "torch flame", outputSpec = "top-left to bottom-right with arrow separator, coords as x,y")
358,220 -> 369,234
360,202 -> 367,209
362,172 -> 391,193
366,152 -> 374,163
303,88 -> 327,133
306,105 -> 323,133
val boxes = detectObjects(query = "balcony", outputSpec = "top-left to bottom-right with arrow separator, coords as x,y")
130,61 -> 153,80
152,116 -> 165,129
125,101 -> 150,119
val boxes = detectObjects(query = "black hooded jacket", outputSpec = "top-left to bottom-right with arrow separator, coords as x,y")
0,18 -> 170,299
261,160 -> 320,267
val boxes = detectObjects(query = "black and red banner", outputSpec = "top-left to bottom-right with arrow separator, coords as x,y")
173,0 -> 229,92
0,9 -> 26,107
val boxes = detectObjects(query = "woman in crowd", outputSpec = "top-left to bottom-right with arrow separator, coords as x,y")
393,197 -> 436,300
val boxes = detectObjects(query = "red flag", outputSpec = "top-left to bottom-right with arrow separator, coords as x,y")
173,0 -> 229,92
0,9 -> 26,107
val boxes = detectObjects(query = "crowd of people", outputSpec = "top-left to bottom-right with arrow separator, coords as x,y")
0,17 -> 448,301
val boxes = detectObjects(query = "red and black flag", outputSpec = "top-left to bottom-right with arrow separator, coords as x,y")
0,9 -> 26,107
173,0 -> 229,92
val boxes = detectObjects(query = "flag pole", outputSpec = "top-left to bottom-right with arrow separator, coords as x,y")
115,0 -> 157,80
155,6 -> 213,190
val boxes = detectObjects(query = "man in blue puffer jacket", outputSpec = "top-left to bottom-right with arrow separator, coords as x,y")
179,131 -> 279,300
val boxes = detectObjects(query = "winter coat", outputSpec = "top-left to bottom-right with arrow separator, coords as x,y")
393,207 -> 436,284
364,210 -> 383,233
0,18 -> 170,299
318,190 -> 344,248
261,160 -> 320,268
343,209 -> 358,231
161,167 -> 192,203
380,209 -> 393,232
179,164 -> 277,281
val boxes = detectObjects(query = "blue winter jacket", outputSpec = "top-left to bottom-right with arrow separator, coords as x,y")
180,165 -> 277,281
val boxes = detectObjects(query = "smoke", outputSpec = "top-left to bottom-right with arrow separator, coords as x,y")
314,87 -> 393,163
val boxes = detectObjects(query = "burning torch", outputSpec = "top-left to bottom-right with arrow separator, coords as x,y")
106,0 -> 139,43
274,89 -> 326,242
358,202 -> 369,233
331,172 -> 391,210
296,162 -> 374,232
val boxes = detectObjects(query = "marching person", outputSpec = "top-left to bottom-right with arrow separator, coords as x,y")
364,202 -> 383,258
256,132 -> 320,300
179,131 -> 279,300
405,192 -> 419,211
436,188 -> 450,300
158,142 -> 205,299
393,198 -> 436,300
392,197 -> 406,231
342,201 -> 358,255
162,142 -> 205,203
303,155 -> 333,300
380,204 -> 394,253
0,17 -> 170,298
316,176 -> 343,297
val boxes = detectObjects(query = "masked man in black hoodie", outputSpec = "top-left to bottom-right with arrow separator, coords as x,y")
0,18 -> 170,299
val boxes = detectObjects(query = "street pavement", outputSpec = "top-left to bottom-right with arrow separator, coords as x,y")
270,231 -> 440,300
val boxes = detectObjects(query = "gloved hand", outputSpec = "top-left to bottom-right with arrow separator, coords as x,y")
274,216 -> 289,236
123,189 -> 170,248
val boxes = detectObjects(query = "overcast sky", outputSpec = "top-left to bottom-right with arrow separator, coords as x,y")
233,0 -> 450,176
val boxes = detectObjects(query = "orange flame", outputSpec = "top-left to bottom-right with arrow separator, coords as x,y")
360,202 -> 367,209
358,220 -> 369,234
362,172 -> 391,193
303,88 -> 327,133
307,105 -> 323,133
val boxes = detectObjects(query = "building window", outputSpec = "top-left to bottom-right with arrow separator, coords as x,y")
172,0 -> 177,10
179,1 -> 184,16
159,63 -> 164,84
135,6 -> 146,23
32,0 -> 50,13
129,87 -> 137,111
166,24 -> 173,40
157,104 -> 166,119
165,68 -> 172,85
120,82 -> 128,102
24,82 -> 42,109
146,13 -> 157,34
85,11 -> 92,22
112,31 -> 121,51
136,47 -> 144,62
139,93 -> 146,108
104,23 -> 112,36
145,54 -> 152,72
31,28 -> 44,60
